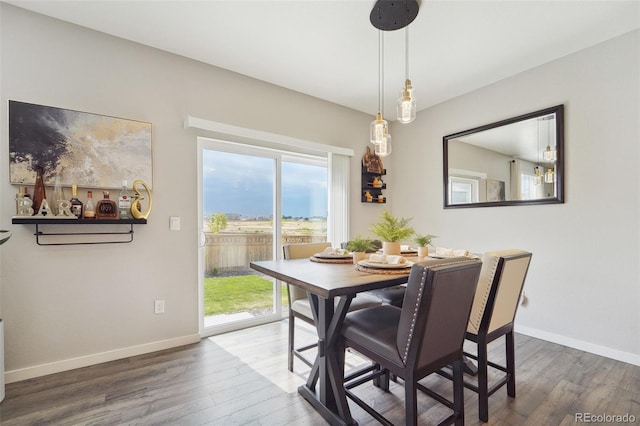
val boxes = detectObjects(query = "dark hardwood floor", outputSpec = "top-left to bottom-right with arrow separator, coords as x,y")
1,320 -> 638,425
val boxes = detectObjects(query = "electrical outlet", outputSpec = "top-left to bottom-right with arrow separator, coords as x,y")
154,299 -> 165,314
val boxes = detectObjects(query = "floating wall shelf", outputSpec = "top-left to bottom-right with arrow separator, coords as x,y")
361,166 -> 387,203
11,217 -> 147,246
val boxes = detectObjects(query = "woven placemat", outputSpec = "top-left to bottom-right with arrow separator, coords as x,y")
310,255 -> 354,264
355,264 -> 412,275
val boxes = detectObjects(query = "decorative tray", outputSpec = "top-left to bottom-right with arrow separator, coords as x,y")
312,252 -> 353,259
357,260 -> 413,269
310,255 -> 353,264
355,264 -> 412,275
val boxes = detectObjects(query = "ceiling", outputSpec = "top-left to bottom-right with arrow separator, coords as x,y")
5,1 -> 640,120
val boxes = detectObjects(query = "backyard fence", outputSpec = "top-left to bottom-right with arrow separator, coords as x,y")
203,233 -> 326,275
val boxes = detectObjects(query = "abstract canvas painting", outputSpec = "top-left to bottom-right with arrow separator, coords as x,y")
9,100 -> 152,189
486,179 -> 506,202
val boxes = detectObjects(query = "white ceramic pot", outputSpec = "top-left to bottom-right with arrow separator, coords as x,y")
382,241 -> 401,256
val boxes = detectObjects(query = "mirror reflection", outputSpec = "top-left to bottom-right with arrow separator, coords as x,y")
443,105 -> 564,208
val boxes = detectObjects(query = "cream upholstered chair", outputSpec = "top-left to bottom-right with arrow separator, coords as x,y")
283,242 -> 381,372
460,249 -> 532,422
340,259 -> 482,426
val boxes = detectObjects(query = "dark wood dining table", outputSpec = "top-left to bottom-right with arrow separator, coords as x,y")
250,257 -> 412,426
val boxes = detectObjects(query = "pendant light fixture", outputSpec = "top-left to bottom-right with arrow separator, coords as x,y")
543,114 -> 557,161
368,0 -> 419,156
535,118 -> 543,185
545,168 -> 555,183
370,31 -> 392,157
534,166 -> 543,185
397,26 -> 416,123
543,146 -> 556,161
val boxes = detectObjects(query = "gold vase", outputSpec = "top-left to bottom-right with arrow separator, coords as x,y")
130,180 -> 152,219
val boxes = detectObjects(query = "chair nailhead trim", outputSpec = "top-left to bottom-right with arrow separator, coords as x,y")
472,257 -> 499,331
402,269 -> 427,364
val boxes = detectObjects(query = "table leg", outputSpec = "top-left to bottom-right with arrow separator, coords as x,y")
298,293 -> 356,426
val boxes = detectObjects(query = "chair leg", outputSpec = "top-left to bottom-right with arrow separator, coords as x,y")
373,363 -> 389,391
452,359 -> 465,426
288,313 -> 295,372
477,337 -> 489,422
506,331 -> 516,397
405,378 -> 418,426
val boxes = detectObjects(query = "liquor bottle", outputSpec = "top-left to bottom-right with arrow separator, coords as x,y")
22,193 -> 34,216
96,191 -> 118,219
32,165 -> 46,213
118,180 -> 131,219
15,186 -> 25,215
84,191 -> 96,219
51,173 -> 65,216
70,184 -> 84,218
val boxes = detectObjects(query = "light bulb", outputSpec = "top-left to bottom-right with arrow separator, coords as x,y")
370,113 -> 388,144
375,134 -> 392,157
535,168 -> 543,185
396,80 -> 416,124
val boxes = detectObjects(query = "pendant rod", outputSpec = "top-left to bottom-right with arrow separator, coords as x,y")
378,31 -> 384,114
405,27 -> 409,80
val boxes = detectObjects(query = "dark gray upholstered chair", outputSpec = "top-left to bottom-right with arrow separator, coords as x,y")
283,242 -> 381,372
340,258 -> 482,426
442,249 -> 532,422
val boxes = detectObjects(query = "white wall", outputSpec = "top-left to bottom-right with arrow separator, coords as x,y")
390,30 -> 640,365
0,4 -> 380,381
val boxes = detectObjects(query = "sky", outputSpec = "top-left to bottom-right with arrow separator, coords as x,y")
202,150 -> 327,218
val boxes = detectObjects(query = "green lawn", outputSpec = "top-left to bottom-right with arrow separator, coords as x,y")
204,275 -> 288,316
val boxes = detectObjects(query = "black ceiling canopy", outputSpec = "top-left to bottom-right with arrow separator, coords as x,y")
370,0 -> 420,31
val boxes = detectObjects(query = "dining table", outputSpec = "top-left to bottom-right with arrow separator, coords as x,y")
250,256 -> 413,426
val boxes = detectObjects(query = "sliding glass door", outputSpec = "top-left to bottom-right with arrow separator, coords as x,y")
198,138 -> 327,335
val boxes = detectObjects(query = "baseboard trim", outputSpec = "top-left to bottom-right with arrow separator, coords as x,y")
515,325 -> 640,367
5,334 -> 202,384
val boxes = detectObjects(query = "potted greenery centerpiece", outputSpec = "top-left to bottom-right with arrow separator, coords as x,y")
414,233 -> 437,257
345,235 -> 377,264
370,210 -> 414,255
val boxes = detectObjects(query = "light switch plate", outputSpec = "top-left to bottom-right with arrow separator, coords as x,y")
170,216 -> 180,231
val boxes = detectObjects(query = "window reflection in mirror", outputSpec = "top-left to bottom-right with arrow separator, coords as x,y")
443,105 -> 564,208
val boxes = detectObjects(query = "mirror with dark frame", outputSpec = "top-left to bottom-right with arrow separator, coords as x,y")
443,105 -> 564,208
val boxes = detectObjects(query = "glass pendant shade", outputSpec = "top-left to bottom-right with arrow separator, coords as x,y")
375,134 -> 392,157
543,145 -> 557,161
397,79 -> 416,123
534,168 -> 543,185
370,113 -> 388,145
544,168 -> 555,183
